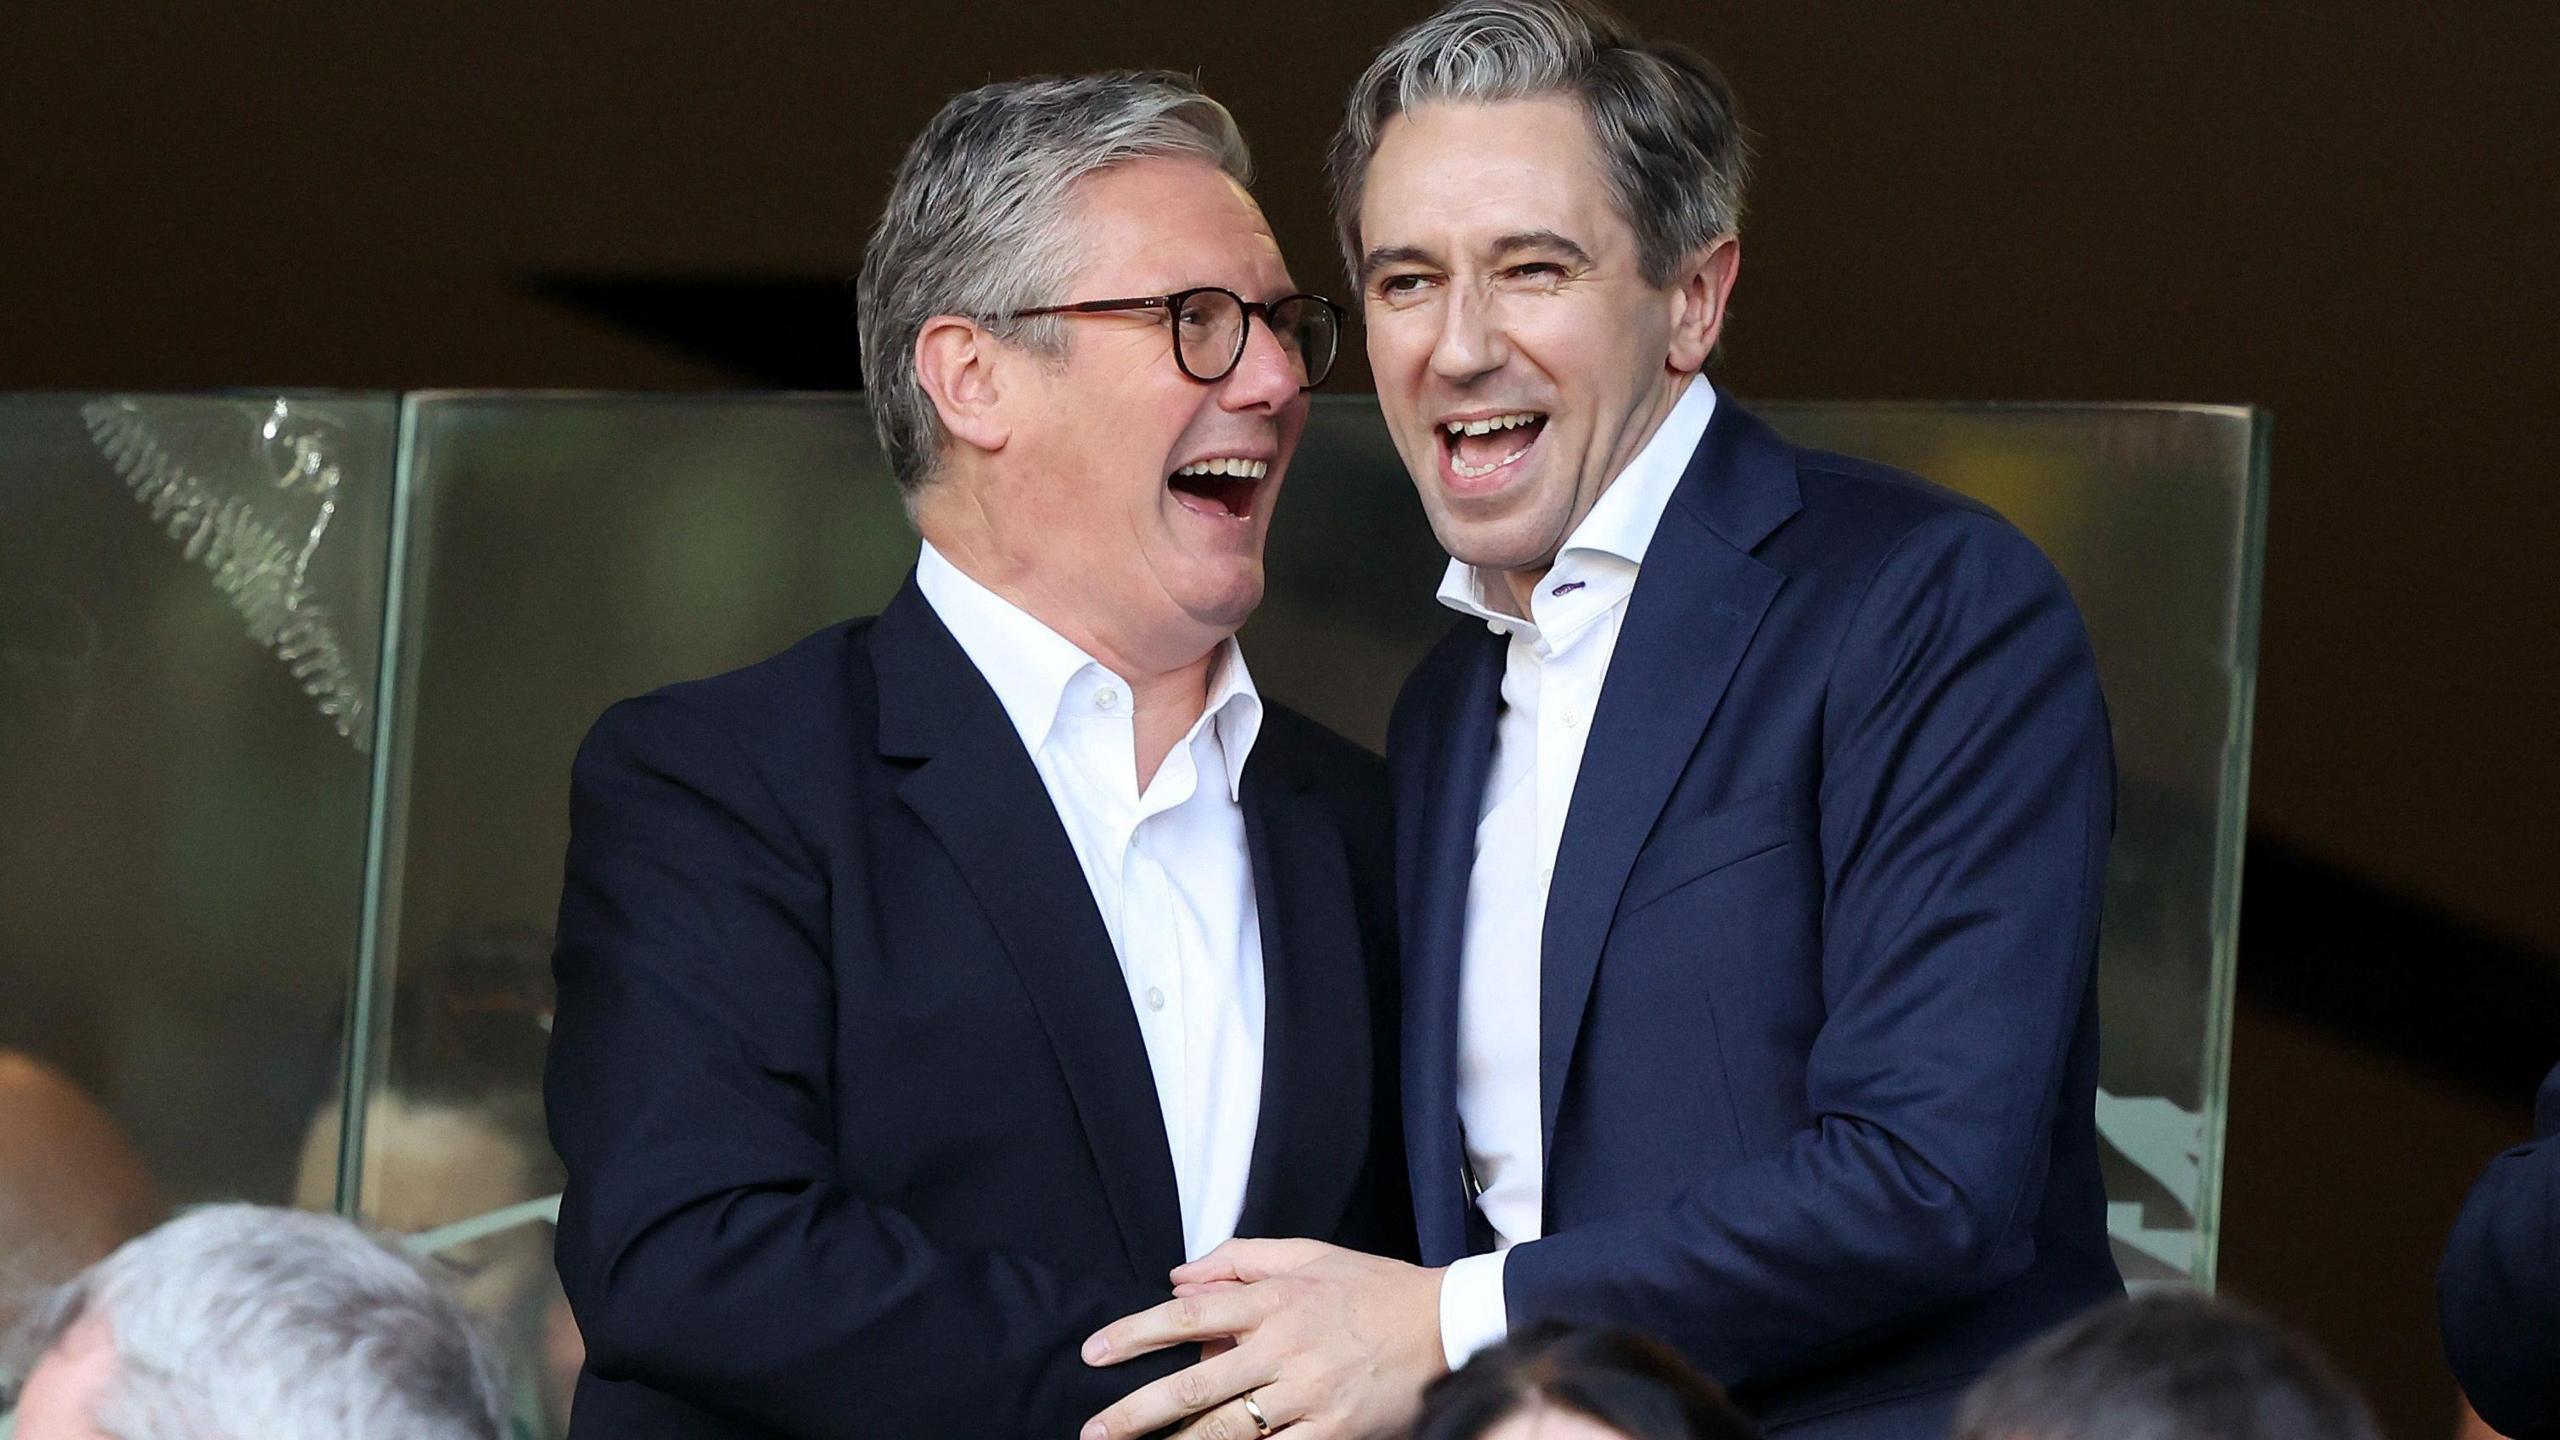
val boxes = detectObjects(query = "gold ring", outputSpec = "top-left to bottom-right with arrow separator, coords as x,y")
1242,1391 -> 1276,1438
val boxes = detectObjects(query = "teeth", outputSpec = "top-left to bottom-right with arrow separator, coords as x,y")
1442,412 -> 1544,437
1174,458 -> 1269,479
1450,448 -> 1536,480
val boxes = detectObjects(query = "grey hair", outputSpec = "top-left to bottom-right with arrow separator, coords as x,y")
2,1204 -> 507,1440
856,71 -> 1252,498
1329,0 -> 1750,288
1952,1292 -> 2383,1440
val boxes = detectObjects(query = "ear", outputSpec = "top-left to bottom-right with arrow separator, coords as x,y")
913,315 -> 1013,457
1665,236 -> 1742,373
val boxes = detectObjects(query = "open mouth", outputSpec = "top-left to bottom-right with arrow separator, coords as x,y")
1439,411 -> 1548,481
1168,456 -> 1268,520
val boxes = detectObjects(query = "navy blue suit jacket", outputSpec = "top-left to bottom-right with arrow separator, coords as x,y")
1389,401 -> 2122,1436
546,579 -> 1410,1439
2440,1060 -> 2560,1439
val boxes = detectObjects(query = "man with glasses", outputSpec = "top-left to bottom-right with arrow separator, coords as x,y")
543,71 -> 1407,1439
1081,3 -> 2119,1438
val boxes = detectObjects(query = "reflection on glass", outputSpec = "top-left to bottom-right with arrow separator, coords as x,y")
81,397 -> 383,748
0,394 -> 393,1246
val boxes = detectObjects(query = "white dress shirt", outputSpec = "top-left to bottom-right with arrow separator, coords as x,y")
915,542 -> 1267,1262
1435,376 -> 1720,1366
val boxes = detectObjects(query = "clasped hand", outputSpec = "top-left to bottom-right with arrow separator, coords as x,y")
1080,1238 -> 1446,1440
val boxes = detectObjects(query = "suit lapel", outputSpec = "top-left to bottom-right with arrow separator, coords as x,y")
1537,404 -> 1797,1155
871,580 -> 1188,1281
1233,758 -> 1367,1239
1403,629 -> 1505,1263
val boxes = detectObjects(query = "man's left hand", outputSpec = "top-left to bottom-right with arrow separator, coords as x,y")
1080,1239 -> 1447,1440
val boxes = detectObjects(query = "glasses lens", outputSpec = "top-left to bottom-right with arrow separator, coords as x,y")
1170,289 -> 1246,382
1270,296 -> 1339,388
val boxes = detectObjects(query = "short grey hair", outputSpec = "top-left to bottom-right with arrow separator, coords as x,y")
1953,1292 -> 2382,1440
1329,0 -> 1750,287
857,71 -> 1253,497
2,1204 -> 507,1440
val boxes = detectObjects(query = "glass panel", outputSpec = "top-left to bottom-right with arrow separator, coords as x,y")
0,393 -> 395,1337
354,394 -> 2260,1426
357,395 -> 911,1437
1759,402 -> 2268,1288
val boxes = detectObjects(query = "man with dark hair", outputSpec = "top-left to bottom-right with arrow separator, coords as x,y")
1413,1327 -> 1761,1440
545,69 -> 1407,1440
1081,2 -> 2119,1436
1951,1292 -> 2380,1440
2439,1059 -> 2560,1439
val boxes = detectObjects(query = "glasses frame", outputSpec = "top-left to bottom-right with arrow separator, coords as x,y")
1001,286 -> 1346,390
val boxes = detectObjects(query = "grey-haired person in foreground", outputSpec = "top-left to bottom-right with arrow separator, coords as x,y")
2,1204 -> 506,1440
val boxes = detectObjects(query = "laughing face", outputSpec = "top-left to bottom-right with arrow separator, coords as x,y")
931,154 -> 1309,675
1355,98 -> 1729,591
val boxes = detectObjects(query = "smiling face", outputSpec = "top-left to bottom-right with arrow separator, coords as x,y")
1356,97 -> 1729,585
924,154 -> 1310,676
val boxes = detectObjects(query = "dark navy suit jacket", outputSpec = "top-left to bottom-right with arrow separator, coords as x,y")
2440,1060 -> 2560,1439
546,579 -> 1410,1438
1389,401 -> 2122,1437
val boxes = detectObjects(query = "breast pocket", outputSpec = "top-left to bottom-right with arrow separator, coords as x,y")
1618,784 -> 1809,915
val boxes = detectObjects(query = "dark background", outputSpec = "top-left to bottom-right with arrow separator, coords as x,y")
5,3 -> 2555,1433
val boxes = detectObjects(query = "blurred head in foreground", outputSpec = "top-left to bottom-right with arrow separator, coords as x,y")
1953,1291 -> 2382,1440
3,1204 -> 506,1440
0,1052 -> 159,1337
1411,1326 -> 1762,1440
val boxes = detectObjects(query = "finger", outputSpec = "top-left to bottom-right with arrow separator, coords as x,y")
1169,1237 -> 1327,1288
1172,1377 -> 1307,1440
1084,1287 -> 1271,1367
1169,1250 -> 1249,1287
1172,1278 -> 1250,1298
1169,1396 -> 1279,1440
1079,1346 -> 1276,1440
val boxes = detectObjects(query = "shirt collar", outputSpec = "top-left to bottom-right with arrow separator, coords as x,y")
914,542 -> 1263,800
1197,640 -> 1265,803
1435,375 -> 1718,632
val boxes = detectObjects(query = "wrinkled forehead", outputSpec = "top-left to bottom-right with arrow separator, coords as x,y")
1060,156 -> 1293,298
1358,98 -> 1625,261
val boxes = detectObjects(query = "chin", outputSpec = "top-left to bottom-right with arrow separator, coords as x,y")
1425,505 -> 1562,578
1197,583 -> 1263,633
1183,566 -> 1264,634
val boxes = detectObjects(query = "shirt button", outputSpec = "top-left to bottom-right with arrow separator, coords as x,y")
1561,706 -> 1584,731
1146,986 -> 1166,1011
1095,687 -> 1120,711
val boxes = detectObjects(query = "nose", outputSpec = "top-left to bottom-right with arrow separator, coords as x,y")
1218,311 -> 1305,413
1429,285 -> 1506,383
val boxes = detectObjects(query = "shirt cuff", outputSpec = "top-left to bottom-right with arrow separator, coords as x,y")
1438,1248 -> 1512,1371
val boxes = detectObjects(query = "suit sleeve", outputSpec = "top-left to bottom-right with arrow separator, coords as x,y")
545,694 -> 1189,1439
1504,510 -> 2115,1387
2439,1062 -> 2560,1440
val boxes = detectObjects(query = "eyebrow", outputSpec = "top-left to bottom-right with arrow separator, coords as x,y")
1357,230 -> 1596,284
1488,230 -> 1594,266
1357,244 -> 1437,284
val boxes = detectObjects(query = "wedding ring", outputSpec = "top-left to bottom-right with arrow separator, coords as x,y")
1242,1391 -> 1276,1437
